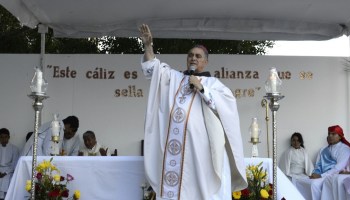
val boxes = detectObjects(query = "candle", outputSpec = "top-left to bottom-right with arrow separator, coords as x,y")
250,118 -> 259,139
269,73 -> 277,93
51,121 -> 60,137
51,114 -> 60,137
35,68 -> 43,93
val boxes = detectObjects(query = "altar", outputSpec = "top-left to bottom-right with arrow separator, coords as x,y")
6,156 -> 304,200
6,156 -> 146,200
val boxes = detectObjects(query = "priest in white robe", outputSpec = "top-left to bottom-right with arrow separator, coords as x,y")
295,125 -> 350,200
0,128 -> 19,200
139,24 -> 247,200
279,132 -> 314,182
21,115 -> 80,156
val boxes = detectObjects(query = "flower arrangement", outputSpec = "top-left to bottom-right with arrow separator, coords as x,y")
233,162 -> 272,200
25,158 -> 80,200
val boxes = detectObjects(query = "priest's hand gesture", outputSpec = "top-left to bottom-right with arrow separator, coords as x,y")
139,24 -> 154,61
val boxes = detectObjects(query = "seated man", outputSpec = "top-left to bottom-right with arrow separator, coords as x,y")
21,115 -> 80,156
78,130 -> 110,156
295,125 -> 350,200
0,128 -> 20,200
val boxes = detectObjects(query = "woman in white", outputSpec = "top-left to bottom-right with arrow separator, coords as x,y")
280,132 -> 314,182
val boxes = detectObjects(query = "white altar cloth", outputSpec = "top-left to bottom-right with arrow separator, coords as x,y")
5,156 -> 146,200
5,157 -> 304,200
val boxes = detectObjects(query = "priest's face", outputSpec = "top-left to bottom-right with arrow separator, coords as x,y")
0,133 -> 9,147
328,132 -> 341,145
187,47 -> 208,73
83,135 -> 97,149
63,124 -> 76,140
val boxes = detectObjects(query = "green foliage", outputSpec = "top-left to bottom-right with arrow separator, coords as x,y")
150,38 -> 274,55
0,5 -> 273,54
0,5 -> 99,54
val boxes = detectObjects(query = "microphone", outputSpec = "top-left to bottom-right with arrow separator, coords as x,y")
189,65 -> 196,75
189,66 -> 196,89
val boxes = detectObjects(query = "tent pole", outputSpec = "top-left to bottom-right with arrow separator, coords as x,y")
38,24 -> 48,72
345,36 -> 350,137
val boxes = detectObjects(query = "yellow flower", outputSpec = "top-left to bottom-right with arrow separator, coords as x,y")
74,190 -> 81,199
232,191 -> 241,199
260,189 -> 269,199
53,174 -> 61,182
25,180 -> 31,191
259,171 -> 266,179
51,165 -> 58,171
36,160 -> 50,172
27,158 -> 80,200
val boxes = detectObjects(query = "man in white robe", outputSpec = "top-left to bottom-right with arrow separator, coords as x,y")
295,125 -> 350,200
21,115 -> 80,156
342,176 -> 350,199
139,24 -> 247,200
0,128 -> 19,200
321,173 -> 350,200
78,130 -> 110,156
320,126 -> 350,200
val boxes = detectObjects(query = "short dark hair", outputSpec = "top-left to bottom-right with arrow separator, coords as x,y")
192,44 -> 209,60
291,132 -> 305,148
63,116 -> 79,132
0,128 -> 10,136
83,130 -> 95,139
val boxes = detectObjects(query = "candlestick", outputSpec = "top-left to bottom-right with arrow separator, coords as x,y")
28,91 -> 49,200
249,117 -> 260,157
50,114 -> 60,156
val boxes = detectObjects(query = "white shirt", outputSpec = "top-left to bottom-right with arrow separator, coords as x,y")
0,143 -> 19,196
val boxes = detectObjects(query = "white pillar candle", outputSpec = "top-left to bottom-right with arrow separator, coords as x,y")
269,73 -> 277,93
51,114 -> 60,137
35,68 -> 43,93
51,121 -> 60,137
250,118 -> 259,139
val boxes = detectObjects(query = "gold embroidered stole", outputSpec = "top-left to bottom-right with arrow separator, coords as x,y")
160,76 -> 197,199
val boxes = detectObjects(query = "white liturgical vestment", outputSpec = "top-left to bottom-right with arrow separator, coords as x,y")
21,121 -> 80,156
79,142 -> 110,156
279,146 -> 314,181
142,57 -> 247,200
0,143 -> 19,199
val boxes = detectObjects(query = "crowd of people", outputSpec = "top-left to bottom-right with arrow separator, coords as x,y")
0,115 -> 115,199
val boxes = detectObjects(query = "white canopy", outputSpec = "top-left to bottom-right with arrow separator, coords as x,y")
1,0 -> 350,40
